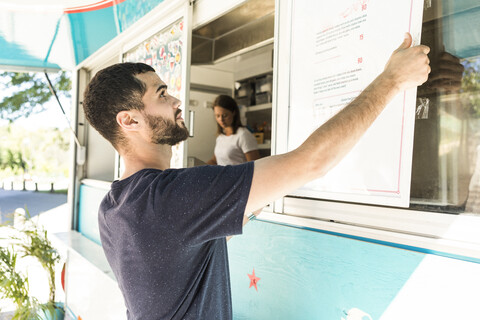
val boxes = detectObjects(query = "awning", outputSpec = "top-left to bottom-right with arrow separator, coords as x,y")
1,0 -> 479,73
0,0 -> 164,72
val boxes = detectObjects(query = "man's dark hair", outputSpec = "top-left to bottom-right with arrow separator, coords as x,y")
83,62 -> 155,148
213,95 -> 242,135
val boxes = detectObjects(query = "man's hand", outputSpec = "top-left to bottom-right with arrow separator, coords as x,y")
383,33 -> 431,92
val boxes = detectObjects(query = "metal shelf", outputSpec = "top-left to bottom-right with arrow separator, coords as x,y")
257,143 -> 271,149
246,103 -> 272,112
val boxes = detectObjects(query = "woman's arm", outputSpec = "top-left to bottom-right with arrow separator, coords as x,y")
245,150 -> 260,162
206,155 -> 217,165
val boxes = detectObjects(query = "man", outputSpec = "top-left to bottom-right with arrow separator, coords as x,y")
82,33 -> 430,319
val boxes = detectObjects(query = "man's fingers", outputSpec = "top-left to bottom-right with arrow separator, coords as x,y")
418,45 -> 430,55
395,32 -> 413,51
384,33 -> 431,90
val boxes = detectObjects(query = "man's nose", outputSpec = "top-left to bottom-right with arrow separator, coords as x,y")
172,96 -> 181,109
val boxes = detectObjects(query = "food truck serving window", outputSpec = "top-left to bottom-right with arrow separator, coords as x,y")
281,0 -> 480,216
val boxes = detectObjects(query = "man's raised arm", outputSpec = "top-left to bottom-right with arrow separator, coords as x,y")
245,33 -> 431,215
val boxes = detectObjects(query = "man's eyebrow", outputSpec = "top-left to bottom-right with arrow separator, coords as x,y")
156,84 -> 167,93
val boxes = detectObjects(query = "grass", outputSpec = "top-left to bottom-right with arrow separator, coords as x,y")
37,189 -> 68,195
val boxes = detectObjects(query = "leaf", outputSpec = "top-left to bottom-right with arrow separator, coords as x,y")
0,71 -> 71,121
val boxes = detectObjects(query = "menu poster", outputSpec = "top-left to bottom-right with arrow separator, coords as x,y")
288,0 -> 424,207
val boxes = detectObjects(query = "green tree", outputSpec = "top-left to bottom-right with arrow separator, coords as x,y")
0,125 -> 70,180
0,71 -> 71,122
2,149 -> 27,175
462,57 -> 480,118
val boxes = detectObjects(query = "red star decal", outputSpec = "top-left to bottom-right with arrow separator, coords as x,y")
247,268 -> 260,291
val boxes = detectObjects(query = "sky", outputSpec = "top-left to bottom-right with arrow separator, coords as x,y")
0,69 -> 73,131
0,98 -> 71,130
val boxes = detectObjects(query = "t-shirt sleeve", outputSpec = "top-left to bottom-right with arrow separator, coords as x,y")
238,128 -> 259,153
152,162 -> 254,246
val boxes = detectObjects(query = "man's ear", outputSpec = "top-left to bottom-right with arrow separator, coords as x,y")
116,110 -> 141,132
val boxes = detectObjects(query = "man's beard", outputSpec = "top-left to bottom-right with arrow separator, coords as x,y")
144,110 -> 189,146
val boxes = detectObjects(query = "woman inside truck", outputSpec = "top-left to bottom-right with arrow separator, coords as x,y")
207,95 -> 260,165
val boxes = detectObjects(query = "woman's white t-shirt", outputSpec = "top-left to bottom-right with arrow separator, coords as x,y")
214,127 -> 258,165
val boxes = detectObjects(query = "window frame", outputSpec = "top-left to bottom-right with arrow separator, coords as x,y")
269,0 -> 480,260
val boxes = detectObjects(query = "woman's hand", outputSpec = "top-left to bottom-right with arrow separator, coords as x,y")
207,155 -> 217,165
245,150 -> 260,162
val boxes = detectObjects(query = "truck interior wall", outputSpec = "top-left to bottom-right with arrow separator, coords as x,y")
188,66 -> 233,163
188,90 -> 220,163
231,45 -> 273,81
190,44 -> 273,96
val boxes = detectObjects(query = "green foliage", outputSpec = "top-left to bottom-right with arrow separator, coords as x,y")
17,227 -> 60,303
0,125 -> 70,180
0,71 -> 71,122
0,212 -> 63,318
0,246 -> 49,319
0,247 -> 30,307
461,57 -> 480,118
0,149 -> 27,173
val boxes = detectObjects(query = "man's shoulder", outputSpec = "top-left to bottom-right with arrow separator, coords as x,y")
109,168 -> 161,189
104,164 -> 253,203
104,169 -> 167,203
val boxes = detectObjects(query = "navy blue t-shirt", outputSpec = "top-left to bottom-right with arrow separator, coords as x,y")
98,163 -> 254,320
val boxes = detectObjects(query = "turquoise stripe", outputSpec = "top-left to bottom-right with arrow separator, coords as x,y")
44,15 -> 64,65
67,0 -> 165,64
255,217 -> 480,264
78,184 -> 108,245
0,34 -> 60,70
229,220 -> 426,319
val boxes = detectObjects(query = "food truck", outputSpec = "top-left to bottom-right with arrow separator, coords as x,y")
2,0 -> 480,318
